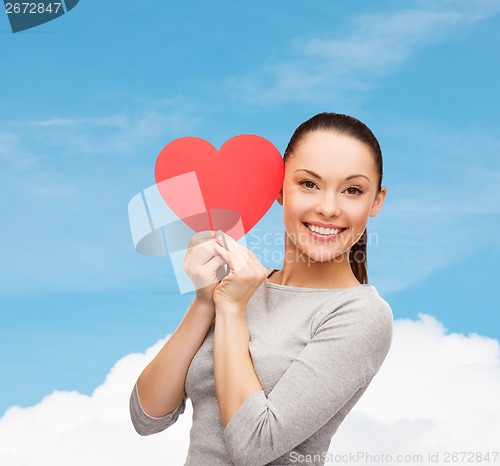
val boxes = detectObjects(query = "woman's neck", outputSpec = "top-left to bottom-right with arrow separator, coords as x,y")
268,235 -> 361,289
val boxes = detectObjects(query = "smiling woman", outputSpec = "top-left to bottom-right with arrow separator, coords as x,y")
129,112 -> 393,466
275,112 -> 386,287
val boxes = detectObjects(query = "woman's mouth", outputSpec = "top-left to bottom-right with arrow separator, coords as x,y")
302,222 -> 347,240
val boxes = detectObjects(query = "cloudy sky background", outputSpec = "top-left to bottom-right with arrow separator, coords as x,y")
1,0 -> 499,464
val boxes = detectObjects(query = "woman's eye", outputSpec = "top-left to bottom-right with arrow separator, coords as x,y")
346,186 -> 363,195
299,180 -> 317,189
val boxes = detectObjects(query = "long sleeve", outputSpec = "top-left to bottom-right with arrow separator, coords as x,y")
222,294 -> 393,466
129,382 -> 187,436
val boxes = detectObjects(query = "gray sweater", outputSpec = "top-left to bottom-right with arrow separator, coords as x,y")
130,275 -> 393,466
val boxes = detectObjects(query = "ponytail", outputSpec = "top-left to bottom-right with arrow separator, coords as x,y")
349,229 -> 368,284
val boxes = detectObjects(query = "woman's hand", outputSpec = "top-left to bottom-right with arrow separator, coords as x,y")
184,231 -> 229,306
212,233 -> 269,308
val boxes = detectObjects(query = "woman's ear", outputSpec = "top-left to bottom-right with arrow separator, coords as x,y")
276,189 -> 283,206
369,186 -> 386,217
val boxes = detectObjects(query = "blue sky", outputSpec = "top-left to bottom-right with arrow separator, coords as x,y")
1,0 -> 499,416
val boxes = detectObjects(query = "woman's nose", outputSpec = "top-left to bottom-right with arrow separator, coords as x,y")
315,190 -> 341,217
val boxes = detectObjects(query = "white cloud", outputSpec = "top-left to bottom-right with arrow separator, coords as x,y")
330,314 -> 500,463
0,339 -> 193,466
1,313 -> 499,465
230,0 -> 500,105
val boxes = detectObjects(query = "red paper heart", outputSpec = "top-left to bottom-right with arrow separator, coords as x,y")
154,135 -> 284,240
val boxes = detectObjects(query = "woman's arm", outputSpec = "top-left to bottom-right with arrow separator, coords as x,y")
221,296 -> 393,466
213,301 -> 263,427
134,230 -> 228,419
211,233 -> 270,427
136,296 -> 215,417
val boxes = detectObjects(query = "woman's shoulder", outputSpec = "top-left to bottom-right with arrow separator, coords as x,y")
336,284 -> 393,323
344,283 -> 391,307
331,285 -> 394,348
258,278 -> 393,326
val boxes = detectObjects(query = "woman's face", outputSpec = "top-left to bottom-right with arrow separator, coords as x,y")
277,130 -> 386,263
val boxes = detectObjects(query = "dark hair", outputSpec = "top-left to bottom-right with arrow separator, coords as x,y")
283,112 -> 383,284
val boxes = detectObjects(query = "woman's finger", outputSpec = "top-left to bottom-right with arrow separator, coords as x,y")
215,240 -> 260,277
202,254 -> 229,284
214,242 -> 233,270
188,237 -> 218,266
220,235 -> 252,269
203,250 -> 227,271
215,234 -> 252,272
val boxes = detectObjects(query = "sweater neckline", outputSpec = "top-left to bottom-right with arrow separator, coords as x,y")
265,269 -> 373,293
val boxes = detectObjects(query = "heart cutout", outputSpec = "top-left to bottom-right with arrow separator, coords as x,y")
154,135 -> 284,240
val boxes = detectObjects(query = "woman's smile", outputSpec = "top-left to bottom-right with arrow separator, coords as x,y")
302,222 -> 348,241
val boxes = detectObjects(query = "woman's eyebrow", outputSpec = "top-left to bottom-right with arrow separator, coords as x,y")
294,168 -> 322,179
294,169 -> 370,182
345,174 -> 370,181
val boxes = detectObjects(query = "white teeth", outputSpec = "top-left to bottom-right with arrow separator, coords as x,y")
306,223 -> 342,236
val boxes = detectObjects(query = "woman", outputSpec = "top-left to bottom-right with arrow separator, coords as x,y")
130,112 -> 393,466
